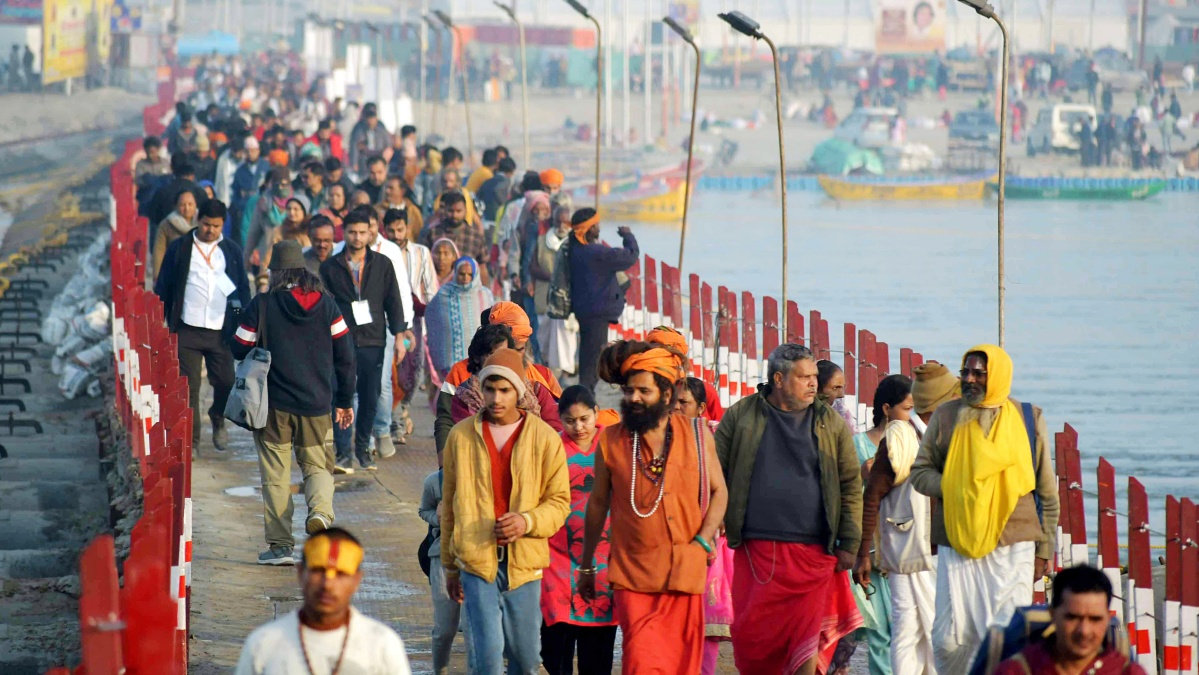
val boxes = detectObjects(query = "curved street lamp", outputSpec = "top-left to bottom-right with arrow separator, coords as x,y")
957,0 -> 1010,347
495,2 -> 531,170
433,9 -> 475,165
423,15 -> 443,140
564,0 -> 602,210
662,16 -> 700,274
718,10 -> 789,338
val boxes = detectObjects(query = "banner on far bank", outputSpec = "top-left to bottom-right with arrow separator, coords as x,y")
875,0 -> 946,54
0,0 -> 42,25
43,0 -> 87,83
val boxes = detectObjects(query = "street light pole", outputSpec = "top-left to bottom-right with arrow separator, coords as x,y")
719,10 -> 789,339
565,0 -> 602,210
956,0 -> 1009,348
663,17 -> 700,274
495,2 -> 531,169
434,10 -> 474,165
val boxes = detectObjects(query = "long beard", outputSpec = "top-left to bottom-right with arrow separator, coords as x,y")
621,397 -> 670,435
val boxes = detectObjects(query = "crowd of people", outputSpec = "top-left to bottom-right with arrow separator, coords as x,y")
143,54 -> 1145,675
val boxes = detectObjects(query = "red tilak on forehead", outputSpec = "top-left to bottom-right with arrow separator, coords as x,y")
328,539 -> 341,567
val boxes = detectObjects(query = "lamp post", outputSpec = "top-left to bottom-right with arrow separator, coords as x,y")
423,15 -> 442,140
434,10 -> 474,165
718,10 -> 789,338
663,16 -> 700,274
957,0 -> 1010,348
495,1 -> 531,169
565,0 -> 602,210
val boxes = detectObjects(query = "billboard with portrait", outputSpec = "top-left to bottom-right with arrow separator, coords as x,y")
876,0 -> 945,54
42,0 -> 86,83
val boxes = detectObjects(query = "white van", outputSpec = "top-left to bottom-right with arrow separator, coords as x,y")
1026,104 -> 1097,156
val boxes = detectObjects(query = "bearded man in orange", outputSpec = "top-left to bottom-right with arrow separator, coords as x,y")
435,301 -> 563,458
578,340 -> 728,674
909,344 -> 1059,673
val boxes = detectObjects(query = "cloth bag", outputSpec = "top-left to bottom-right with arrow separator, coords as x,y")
224,300 -> 271,430
546,238 -> 573,320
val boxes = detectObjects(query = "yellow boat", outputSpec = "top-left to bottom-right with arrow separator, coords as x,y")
818,172 -> 996,201
599,180 -> 688,223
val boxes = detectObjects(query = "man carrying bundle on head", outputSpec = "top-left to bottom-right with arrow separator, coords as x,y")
578,339 -> 728,674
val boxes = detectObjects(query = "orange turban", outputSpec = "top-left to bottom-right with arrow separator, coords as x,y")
621,347 -> 686,383
268,149 -> 290,167
647,326 -> 688,356
573,213 -> 600,245
540,168 -> 564,188
489,301 -> 534,342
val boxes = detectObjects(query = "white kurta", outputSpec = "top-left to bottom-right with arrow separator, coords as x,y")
234,607 -> 412,675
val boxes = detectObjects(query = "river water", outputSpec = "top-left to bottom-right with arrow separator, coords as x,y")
629,190 -> 1199,534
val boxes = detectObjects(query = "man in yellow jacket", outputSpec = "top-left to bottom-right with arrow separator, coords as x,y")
441,347 -> 570,675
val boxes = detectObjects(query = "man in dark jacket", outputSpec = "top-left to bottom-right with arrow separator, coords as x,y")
320,210 -> 409,472
232,240 -> 356,566
715,343 -> 862,675
349,102 -> 392,177
154,199 -> 251,453
566,208 -> 639,390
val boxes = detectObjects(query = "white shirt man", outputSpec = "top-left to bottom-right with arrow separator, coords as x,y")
183,235 -> 229,330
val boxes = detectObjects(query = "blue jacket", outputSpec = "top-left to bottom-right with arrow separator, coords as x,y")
568,229 -> 639,321
154,231 -> 252,335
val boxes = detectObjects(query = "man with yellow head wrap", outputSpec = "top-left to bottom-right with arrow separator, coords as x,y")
235,528 -> 413,674
579,339 -> 727,674
908,345 -> 1060,674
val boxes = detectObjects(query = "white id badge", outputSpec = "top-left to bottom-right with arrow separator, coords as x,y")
351,300 -> 374,325
215,274 -> 237,298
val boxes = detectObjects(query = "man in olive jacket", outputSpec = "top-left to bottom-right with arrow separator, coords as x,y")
715,343 -> 862,675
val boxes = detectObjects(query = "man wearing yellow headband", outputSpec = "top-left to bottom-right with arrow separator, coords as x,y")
566,207 -> 640,392
235,528 -> 413,674
579,339 -> 727,674
909,345 -> 1059,673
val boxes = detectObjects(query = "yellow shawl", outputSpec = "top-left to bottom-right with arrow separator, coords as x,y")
941,344 -> 1035,559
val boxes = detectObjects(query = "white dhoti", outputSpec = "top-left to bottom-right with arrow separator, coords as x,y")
932,540 -> 1035,673
538,314 -> 579,374
890,564 -> 938,675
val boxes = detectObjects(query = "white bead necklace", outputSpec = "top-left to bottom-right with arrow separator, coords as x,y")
629,431 -> 666,518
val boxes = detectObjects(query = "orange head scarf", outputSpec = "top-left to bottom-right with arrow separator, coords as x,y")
621,347 -> 686,383
539,168 -> 564,188
268,149 -> 290,167
647,326 -> 688,355
573,213 -> 600,245
489,301 -> 534,342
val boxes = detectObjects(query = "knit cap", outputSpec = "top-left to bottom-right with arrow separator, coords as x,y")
477,348 -> 527,399
911,361 -> 961,414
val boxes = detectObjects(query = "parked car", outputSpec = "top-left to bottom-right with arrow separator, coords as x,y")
834,107 -> 899,149
1065,55 -> 1148,93
949,109 -> 1000,148
1026,103 -> 1097,155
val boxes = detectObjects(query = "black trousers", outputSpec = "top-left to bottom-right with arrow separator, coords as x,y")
176,324 -> 235,443
577,317 -> 612,393
541,621 -> 618,675
352,345 -> 385,462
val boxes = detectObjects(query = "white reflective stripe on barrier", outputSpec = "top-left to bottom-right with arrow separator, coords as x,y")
1136,585 -> 1158,669
184,497 -> 193,585
1070,544 -> 1088,568
1166,599 -> 1182,675
717,344 -> 730,409
1060,532 -> 1073,568
1099,563 -> 1124,622
1181,604 -> 1198,675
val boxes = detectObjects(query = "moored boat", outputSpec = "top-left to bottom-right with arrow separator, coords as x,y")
996,178 -> 1166,200
817,172 -> 996,201
599,180 -> 688,223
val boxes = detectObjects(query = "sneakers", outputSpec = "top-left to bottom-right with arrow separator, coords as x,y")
306,513 -> 331,536
333,457 -> 355,475
211,421 -> 229,453
257,545 -> 295,566
360,456 -> 378,472
375,434 -> 396,459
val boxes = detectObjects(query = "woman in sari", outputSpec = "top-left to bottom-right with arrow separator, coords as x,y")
257,198 -> 311,291
431,238 -> 461,287
424,256 -> 494,380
